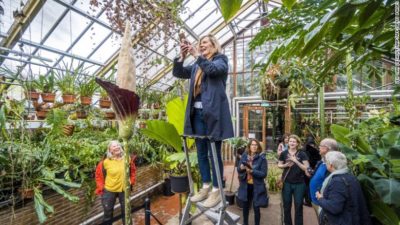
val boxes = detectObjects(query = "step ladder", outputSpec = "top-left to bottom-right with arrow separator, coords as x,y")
180,135 -> 240,225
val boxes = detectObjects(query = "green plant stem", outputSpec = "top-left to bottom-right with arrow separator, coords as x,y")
319,86 -> 325,139
123,138 -> 132,225
346,52 -> 355,130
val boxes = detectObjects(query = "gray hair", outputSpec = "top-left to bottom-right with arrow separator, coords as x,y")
107,140 -> 124,159
320,138 -> 338,151
325,151 -> 348,170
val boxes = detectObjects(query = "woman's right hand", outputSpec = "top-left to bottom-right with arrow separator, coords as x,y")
179,42 -> 189,61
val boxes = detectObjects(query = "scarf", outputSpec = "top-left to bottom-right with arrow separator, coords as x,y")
193,55 -> 214,99
320,167 -> 349,195
247,154 -> 254,184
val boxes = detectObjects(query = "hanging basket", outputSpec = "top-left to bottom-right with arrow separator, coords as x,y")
41,93 -> 56,103
80,96 -> 92,105
99,98 -> 111,108
62,94 -> 76,104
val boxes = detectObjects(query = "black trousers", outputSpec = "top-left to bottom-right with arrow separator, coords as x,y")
243,184 -> 261,225
101,189 -> 125,225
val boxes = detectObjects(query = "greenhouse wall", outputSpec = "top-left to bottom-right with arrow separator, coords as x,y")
0,165 -> 162,225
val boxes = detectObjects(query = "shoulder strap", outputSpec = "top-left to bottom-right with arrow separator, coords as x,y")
102,160 -> 106,179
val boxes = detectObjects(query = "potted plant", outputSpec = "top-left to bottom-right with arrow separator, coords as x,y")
99,88 -> 111,108
78,77 -> 98,105
163,152 -> 197,193
55,62 -> 85,104
23,80 -> 40,101
34,72 -> 56,103
103,108 -> 116,120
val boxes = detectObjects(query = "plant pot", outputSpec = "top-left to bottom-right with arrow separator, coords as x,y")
170,175 -> 189,193
104,111 -> 116,120
18,187 -> 34,199
139,121 -> 146,129
76,111 -> 87,119
41,93 -> 56,103
225,191 -> 235,205
36,110 -> 49,120
63,125 -> 75,136
62,94 -> 76,104
80,96 -> 92,105
99,98 -> 111,108
26,91 -> 40,100
153,103 -> 160,109
162,178 -> 175,196
235,193 -> 244,209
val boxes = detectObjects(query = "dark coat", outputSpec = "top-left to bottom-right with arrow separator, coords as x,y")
237,152 -> 268,207
318,173 -> 372,225
172,54 -> 234,141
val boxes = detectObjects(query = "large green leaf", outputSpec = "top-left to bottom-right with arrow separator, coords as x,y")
300,24 -> 329,57
359,174 -> 400,207
330,124 -> 351,146
166,95 -> 194,148
34,187 -> 54,224
141,120 -> 182,152
370,200 -> 400,225
282,0 -> 297,10
330,6 -> 356,40
166,95 -> 187,135
219,0 -> 243,22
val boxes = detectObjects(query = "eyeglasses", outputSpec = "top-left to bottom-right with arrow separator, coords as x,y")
250,144 -> 258,146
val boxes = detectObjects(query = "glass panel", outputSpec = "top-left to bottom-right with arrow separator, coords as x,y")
70,23 -> 111,58
185,2 -> 216,29
43,10 -> 90,52
180,0 -> 207,22
196,17 -> 223,35
89,35 -> 120,63
21,1 -> 67,43
1,0 -> 23,33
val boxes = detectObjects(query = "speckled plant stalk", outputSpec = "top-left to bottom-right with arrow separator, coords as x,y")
96,21 -> 139,225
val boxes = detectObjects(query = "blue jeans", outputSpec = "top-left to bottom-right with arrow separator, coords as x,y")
192,108 -> 223,188
282,182 -> 306,225
102,189 -> 125,225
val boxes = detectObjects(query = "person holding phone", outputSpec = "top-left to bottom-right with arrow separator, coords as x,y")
172,33 -> 234,208
237,139 -> 268,225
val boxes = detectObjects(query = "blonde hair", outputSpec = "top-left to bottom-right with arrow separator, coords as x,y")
288,134 -> 302,150
199,34 -> 221,56
107,140 -> 124,159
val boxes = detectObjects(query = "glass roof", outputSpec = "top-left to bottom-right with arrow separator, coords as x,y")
0,0 -> 280,91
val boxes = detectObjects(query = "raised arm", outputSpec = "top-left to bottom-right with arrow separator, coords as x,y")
172,58 -> 192,79
197,54 -> 228,78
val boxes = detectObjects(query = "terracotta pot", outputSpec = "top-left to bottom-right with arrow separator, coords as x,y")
41,93 -> 56,103
26,91 -> 40,100
63,125 -> 75,136
139,121 -> 146,129
80,96 -> 92,105
76,111 -> 87,119
62,94 -> 76,104
36,110 -> 49,120
104,111 -> 116,120
153,103 -> 160,109
18,188 -> 34,199
99,98 -> 111,108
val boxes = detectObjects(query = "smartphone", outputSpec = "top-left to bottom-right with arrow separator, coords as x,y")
179,32 -> 189,44
242,162 -> 252,169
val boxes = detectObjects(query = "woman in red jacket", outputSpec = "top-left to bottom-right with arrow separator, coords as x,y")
95,140 -> 136,225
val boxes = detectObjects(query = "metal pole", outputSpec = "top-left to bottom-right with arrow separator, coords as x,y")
145,197 -> 151,225
210,141 -> 227,210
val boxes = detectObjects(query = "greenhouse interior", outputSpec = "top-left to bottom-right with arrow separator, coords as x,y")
0,0 -> 398,225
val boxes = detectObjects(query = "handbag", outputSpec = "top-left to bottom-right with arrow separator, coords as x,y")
318,209 -> 330,225
276,166 -> 291,189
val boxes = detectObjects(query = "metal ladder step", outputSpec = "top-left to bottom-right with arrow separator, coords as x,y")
203,210 -> 241,224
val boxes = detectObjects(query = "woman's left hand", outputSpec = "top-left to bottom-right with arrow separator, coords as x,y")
288,154 -> 298,164
316,191 -> 322,200
186,42 -> 201,58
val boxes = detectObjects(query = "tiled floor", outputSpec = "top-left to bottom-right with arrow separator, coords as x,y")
128,163 -> 318,225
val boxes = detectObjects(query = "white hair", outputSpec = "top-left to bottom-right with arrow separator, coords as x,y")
320,138 -> 338,151
325,151 -> 348,170
107,140 -> 124,159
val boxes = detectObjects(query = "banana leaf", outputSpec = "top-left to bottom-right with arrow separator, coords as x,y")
141,120 -> 182,152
